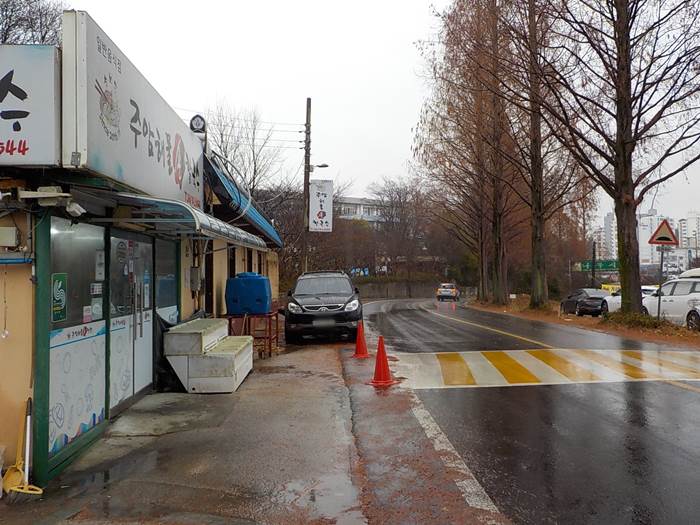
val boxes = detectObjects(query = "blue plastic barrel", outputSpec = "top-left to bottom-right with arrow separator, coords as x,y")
225,272 -> 272,315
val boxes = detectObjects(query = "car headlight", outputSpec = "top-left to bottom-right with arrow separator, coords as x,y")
288,302 -> 302,313
345,299 -> 360,312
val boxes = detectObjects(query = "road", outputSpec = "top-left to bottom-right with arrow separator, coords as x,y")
364,299 -> 700,525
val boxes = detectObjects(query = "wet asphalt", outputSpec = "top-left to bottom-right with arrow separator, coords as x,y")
365,299 -> 700,525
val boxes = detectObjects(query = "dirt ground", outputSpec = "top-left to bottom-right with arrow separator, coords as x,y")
470,295 -> 700,350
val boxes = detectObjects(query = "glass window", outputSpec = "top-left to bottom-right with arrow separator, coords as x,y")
155,239 -> 177,309
295,276 -> 353,295
672,281 -> 693,296
50,217 -> 105,329
659,282 -> 676,296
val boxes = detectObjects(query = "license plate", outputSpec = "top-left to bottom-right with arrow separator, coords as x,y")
313,319 -> 336,327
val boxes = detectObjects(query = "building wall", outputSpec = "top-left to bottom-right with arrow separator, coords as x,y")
0,213 -> 34,468
180,239 -> 199,319
267,251 -> 280,299
212,240 -> 228,317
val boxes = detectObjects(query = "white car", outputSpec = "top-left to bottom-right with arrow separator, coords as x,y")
436,283 -> 460,302
642,269 -> 700,330
602,286 -> 658,314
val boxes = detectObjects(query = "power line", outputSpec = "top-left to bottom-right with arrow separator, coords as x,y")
174,106 -> 304,127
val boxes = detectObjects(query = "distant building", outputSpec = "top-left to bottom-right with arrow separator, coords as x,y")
336,196 -> 385,227
598,212 -> 618,259
678,210 -> 700,251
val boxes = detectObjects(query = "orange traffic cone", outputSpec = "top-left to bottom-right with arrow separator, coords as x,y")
368,336 -> 399,387
352,321 -> 371,359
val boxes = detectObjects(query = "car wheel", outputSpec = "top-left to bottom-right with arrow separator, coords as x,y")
575,304 -> 583,317
687,311 -> 700,331
641,306 -> 649,316
601,301 -> 609,315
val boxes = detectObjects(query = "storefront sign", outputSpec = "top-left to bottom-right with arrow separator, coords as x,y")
0,45 -> 60,165
309,180 -> 333,232
51,273 -> 68,322
62,11 -> 204,209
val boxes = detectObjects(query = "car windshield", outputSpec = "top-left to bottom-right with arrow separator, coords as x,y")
586,290 -> 608,298
295,276 -> 353,295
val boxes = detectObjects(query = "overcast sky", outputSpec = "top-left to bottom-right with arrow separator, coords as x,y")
70,0 -> 700,222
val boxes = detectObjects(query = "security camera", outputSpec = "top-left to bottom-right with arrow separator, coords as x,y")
66,200 -> 86,217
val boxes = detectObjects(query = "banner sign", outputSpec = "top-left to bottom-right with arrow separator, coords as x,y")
0,45 -> 60,165
309,179 -> 333,232
62,11 -> 203,209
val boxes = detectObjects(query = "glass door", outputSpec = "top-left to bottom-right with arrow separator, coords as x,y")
109,234 -> 154,409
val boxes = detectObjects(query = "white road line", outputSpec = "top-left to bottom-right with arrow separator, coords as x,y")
506,351 -> 570,384
659,351 -> 700,369
409,391 -> 499,513
460,352 -> 508,386
554,349 -> 628,382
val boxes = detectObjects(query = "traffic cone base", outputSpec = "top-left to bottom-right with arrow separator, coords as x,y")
368,336 -> 399,388
352,321 -> 371,359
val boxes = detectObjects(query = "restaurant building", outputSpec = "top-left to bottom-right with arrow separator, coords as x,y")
0,11 -> 282,485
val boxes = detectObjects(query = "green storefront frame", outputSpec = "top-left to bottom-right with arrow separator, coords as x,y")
33,213 -> 111,485
33,212 -> 182,486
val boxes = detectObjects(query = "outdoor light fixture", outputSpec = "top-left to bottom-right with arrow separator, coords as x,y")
190,114 -> 206,133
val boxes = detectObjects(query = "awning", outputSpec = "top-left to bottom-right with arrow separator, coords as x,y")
76,190 -> 267,250
204,157 -> 284,248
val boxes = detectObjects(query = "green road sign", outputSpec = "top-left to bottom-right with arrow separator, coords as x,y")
51,272 -> 67,322
579,259 -> 619,271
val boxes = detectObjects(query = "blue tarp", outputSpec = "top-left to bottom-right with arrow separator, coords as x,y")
204,156 -> 283,248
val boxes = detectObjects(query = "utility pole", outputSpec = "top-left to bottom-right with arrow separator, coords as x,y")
591,241 -> 597,288
301,97 -> 311,273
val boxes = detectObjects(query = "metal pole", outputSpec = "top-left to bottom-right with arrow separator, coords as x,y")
657,248 -> 664,319
591,241 -> 596,288
301,97 -> 311,273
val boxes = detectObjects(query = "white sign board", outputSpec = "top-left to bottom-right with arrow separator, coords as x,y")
309,179 -> 333,232
0,45 -> 60,165
62,11 -> 203,209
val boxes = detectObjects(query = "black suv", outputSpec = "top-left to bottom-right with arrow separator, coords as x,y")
284,271 -> 362,344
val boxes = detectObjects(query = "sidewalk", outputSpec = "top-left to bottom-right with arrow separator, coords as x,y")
1,347 -> 364,525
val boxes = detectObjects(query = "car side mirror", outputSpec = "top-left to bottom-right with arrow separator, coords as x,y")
355,287 -> 360,295
287,290 -> 292,297
652,292 -> 659,297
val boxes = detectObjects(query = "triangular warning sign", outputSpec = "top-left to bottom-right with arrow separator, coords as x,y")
648,219 -> 679,245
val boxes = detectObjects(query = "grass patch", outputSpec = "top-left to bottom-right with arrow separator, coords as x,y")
602,311 -> 676,330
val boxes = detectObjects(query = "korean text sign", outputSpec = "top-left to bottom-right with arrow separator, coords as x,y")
309,180 -> 333,232
62,11 -> 203,209
0,45 -> 60,165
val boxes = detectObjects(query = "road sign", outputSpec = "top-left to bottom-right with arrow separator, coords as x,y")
579,259 -> 619,271
648,219 -> 678,246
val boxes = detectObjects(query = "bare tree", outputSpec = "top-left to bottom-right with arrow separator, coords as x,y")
539,0 -> 700,312
371,177 -> 428,284
207,103 -> 294,202
1,0 -> 63,45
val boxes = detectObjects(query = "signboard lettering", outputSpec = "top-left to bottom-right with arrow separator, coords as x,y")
62,12 -> 203,209
0,45 -> 60,165
309,180 -> 333,232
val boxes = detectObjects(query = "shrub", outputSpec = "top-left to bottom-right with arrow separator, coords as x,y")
601,311 -> 673,330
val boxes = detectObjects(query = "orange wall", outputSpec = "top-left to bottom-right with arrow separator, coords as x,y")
0,213 -> 34,467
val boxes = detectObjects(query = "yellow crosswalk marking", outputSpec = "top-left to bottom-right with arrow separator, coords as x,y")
436,353 -> 476,385
622,351 -> 700,378
528,350 -> 599,381
571,350 -> 650,379
482,351 -> 539,384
